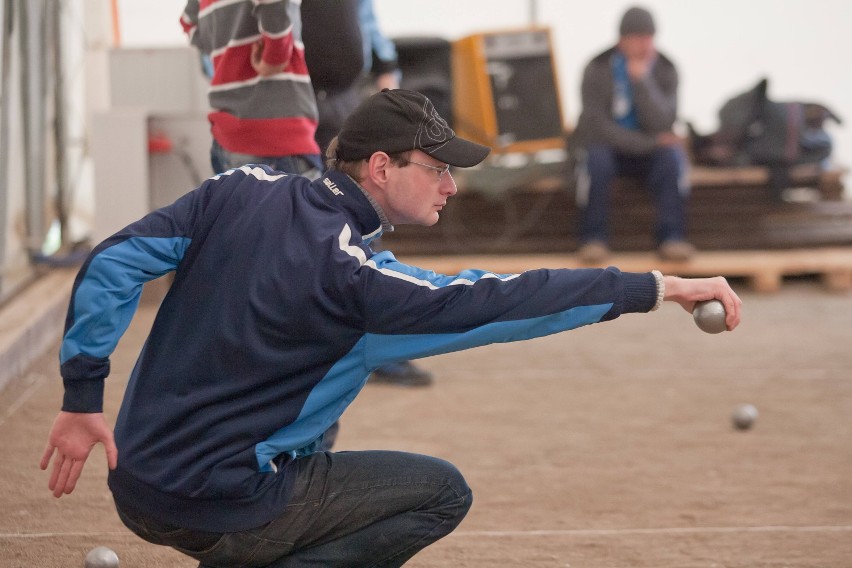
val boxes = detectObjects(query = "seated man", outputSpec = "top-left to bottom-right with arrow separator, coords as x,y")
570,5 -> 694,263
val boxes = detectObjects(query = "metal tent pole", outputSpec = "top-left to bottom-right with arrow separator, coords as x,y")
49,0 -> 67,247
0,0 -> 14,297
19,0 -> 47,254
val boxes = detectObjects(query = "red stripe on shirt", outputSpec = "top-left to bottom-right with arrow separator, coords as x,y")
211,44 -> 256,86
211,43 -> 309,86
210,112 -> 320,156
179,17 -> 195,35
260,35 -> 293,66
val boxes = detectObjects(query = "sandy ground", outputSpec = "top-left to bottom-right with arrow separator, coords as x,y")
1,279 -> 851,567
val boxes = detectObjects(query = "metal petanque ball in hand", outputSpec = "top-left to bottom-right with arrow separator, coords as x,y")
85,546 -> 119,568
692,299 -> 727,334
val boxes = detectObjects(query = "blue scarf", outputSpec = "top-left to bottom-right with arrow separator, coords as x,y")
611,52 -> 639,129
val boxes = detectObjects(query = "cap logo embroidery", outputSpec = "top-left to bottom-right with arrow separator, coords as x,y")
415,99 -> 453,151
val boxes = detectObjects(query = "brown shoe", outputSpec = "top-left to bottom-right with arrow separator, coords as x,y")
658,240 -> 696,262
369,361 -> 433,387
577,240 -> 610,264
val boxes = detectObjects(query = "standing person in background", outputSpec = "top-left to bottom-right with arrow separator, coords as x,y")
570,6 -> 694,264
357,0 -> 402,94
303,0 -> 402,155
303,0 -> 432,387
181,0 -> 322,177
301,0 -> 365,157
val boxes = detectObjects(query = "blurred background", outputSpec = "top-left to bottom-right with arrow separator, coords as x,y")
1,0 -> 850,304
120,0 -> 852,165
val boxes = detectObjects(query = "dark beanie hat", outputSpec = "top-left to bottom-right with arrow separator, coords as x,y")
336,89 -> 490,168
619,6 -> 656,36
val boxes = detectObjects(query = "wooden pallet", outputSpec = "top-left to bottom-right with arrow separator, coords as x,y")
398,247 -> 852,293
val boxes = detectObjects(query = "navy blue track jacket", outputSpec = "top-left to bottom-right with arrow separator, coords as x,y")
59,166 -> 659,532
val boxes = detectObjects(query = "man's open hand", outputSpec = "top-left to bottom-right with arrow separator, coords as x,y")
40,411 -> 118,498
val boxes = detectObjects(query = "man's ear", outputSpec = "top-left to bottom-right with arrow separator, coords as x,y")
366,152 -> 392,185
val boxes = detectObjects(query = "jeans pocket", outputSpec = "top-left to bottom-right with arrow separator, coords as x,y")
115,502 -> 223,557
168,529 -> 225,557
115,505 -> 149,540
194,531 -> 294,568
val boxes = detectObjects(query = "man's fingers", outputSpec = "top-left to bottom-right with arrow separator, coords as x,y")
39,444 -> 55,471
48,453 -> 61,491
250,41 -> 263,69
51,455 -> 73,497
64,459 -> 86,495
105,437 -> 119,470
725,293 -> 743,330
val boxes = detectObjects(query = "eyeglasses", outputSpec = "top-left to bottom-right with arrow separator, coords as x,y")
408,160 -> 451,180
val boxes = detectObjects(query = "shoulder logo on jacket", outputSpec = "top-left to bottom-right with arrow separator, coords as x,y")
323,177 -> 344,196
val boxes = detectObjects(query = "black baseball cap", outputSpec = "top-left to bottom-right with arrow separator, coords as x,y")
335,89 -> 491,167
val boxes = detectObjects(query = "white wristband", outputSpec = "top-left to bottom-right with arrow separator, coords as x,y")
651,270 -> 665,311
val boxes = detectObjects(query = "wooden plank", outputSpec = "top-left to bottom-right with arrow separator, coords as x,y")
689,163 -> 847,190
0,268 -> 76,392
397,247 -> 852,293
455,163 -> 847,199
822,269 -> 852,292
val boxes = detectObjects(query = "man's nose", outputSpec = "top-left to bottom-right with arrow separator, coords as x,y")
441,172 -> 458,196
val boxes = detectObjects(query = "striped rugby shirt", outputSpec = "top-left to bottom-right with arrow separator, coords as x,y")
180,0 -> 320,156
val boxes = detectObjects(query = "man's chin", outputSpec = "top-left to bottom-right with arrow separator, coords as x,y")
419,213 -> 440,227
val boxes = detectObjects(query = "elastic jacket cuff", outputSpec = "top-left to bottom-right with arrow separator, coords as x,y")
62,378 -> 106,413
60,353 -> 111,412
621,272 -> 659,313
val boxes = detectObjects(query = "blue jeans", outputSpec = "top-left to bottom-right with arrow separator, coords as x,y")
115,450 -> 472,567
576,144 -> 690,245
210,140 -> 323,180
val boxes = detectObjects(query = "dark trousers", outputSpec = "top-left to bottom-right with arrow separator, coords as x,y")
314,85 -> 363,157
116,450 -> 472,568
576,144 -> 690,245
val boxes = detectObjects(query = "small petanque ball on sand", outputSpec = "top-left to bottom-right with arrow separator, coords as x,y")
85,546 -> 119,568
731,403 -> 758,430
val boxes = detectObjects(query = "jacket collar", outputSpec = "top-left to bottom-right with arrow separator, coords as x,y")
313,170 -> 390,244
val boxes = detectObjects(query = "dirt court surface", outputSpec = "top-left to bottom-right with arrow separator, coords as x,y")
1,279 -> 851,567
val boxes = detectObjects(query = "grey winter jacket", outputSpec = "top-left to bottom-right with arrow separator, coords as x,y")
570,46 -> 678,156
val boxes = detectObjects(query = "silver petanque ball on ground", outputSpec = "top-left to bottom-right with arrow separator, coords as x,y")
693,299 -> 727,334
85,546 -> 119,568
732,403 -> 758,430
